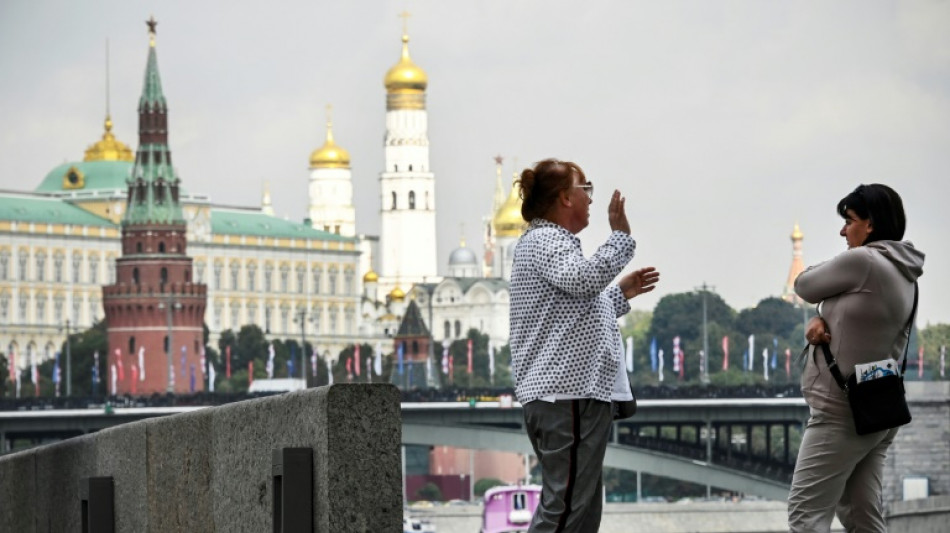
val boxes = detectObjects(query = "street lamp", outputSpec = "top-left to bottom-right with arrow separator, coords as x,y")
696,282 -> 715,384
157,296 -> 181,393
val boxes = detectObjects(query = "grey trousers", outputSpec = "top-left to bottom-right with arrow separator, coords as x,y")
523,398 -> 613,533
788,407 -> 898,533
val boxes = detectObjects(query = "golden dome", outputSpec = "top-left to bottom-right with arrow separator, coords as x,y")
363,269 -> 379,283
384,35 -> 428,94
493,179 -> 526,238
389,285 -> 406,302
309,114 -> 350,169
791,223 -> 804,241
84,115 -> 134,162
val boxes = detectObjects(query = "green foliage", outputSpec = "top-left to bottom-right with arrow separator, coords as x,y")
0,353 -> 8,396
474,477 -> 505,497
415,482 -> 443,502
436,329 -> 512,388
920,324 -> 950,380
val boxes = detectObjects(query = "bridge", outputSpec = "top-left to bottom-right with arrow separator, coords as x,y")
1,396 -> 808,500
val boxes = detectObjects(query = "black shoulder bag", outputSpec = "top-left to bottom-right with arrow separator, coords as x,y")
818,282 -> 917,435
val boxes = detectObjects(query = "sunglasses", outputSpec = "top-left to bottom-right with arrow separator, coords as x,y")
573,181 -> 594,199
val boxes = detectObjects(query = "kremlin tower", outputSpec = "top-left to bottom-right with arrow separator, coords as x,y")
378,18 -> 438,291
781,223 -> 805,304
102,18 -> 207,394
308,105 -> 356,236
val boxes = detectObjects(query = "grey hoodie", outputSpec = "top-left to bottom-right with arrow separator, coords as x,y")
795,240 -> 925,415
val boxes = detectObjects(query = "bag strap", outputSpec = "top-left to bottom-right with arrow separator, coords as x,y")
819,282 -> 918,392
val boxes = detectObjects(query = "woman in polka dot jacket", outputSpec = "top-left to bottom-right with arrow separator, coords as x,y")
510,159 -> 659,533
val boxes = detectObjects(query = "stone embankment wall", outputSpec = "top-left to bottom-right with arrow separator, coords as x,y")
0,384 -> 401,532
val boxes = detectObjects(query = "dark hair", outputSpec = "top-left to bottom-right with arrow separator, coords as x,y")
519,159 -> 585,222
836,184 -> 906,243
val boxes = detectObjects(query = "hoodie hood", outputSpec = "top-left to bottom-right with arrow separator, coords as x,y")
867,240 -> 925,282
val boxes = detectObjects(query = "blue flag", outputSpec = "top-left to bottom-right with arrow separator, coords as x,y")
53,352 -> 61,384
771,338 -> 778,369
743,349 -> 749,371
397,342 -> 405,375
288,356 -> 296,378
649,337 -> 658,372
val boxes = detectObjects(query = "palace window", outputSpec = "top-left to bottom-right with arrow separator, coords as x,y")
329,307 -> 337,334
53,253 -> 64,283
408,191 -> 416,210
194,260 -> 205,284
345,308 -> 354,334
0,250 -> 10,280
455,320 -> 462,338
328,268 -> 338,296
89,298 -> 98,323
247,302 -> 257,325
0,292 -> 8,324
107,257 -> 116,284
230,262 -> 240,291
296,266 -> 305,293
17,251 -> 27,281
36,296 -> 46,325
343,270 -> 354,295
280,265 -> 290,293
88,255 -> 99,284
281,307 -> 290,333
265,307 -> 272,333
54,296 -> 64,324
213,262 -> 223,290
391,191 -> 397,210
214,303 -> 223,330
72,300 -> 80,324
247,263 -> 257,292
444,321 -> 451,340
18,297 -> 27,322
264,264 -> 274,293
35,251 -> 46,282
72,253 -> 82,283
230,302 -> 240,329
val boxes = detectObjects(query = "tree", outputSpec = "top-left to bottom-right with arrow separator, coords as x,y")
474,478 -> 505,497
415,482 -> 443,502
920,323 -> 950,380
648,291 -> 736,382
0,353 -> 8,396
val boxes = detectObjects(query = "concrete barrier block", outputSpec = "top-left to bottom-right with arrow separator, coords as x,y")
324,384 -> 402,533
33,433 -> 97,532
96,420 -> 148,533
0,449 -> 36,533
145,407 -> 215,533
210,384 -> 401,533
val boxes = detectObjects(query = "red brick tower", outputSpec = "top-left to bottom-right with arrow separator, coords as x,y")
102,17 -> 207,394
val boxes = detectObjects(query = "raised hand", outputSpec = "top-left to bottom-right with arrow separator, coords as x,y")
619,266 -> 660,299
608,190 -> 630,234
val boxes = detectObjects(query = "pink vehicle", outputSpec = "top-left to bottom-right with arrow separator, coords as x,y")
480,485 -> 542,533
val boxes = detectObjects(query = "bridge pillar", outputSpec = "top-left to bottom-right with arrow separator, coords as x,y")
883,382 -> 950,505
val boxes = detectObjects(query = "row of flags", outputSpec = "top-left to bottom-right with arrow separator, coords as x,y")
6,340 -> 948,395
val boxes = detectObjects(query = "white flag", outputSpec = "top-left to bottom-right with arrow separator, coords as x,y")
208,363 -> 216,392
326,357 -> 333,385
111,364 -> 117,395
762,348 -> 769,381
374,341 -> 383,376
366,357 -> 373,383
748,335 -> 755,371
657,348 -> 665,382
626,336 -> 634,373
266,343 -> 275,379
138,346 -> 146,381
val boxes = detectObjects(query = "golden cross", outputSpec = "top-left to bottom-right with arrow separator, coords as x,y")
398,11 -> 411,35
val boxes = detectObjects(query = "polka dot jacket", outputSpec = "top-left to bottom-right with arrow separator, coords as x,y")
509,218 -> 636,404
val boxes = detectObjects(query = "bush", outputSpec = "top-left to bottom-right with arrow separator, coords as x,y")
474,477 -> 506,497
415,482 -> 442,502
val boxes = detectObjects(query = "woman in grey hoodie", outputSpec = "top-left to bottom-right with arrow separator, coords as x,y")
787,184 -> 924,533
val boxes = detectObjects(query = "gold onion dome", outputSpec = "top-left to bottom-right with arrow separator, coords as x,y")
791,223 -> 804,240
363,269 -> 379,283
493,179 -> 526,238
389,286 -> 406,302
384,35 -> 428,94
84,115 -> 134,162
309,118 -> 350,169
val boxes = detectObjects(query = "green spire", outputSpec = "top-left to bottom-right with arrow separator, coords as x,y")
124,16 -> 183,226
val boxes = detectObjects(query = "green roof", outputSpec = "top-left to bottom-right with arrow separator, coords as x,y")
36,161 -> 134,194
210,208 -> 354,241
0,194 -> 117,227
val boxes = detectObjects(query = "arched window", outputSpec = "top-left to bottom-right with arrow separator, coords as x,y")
412,340 -> 419,355
391,191 -> 397,210
136,242 -> 143,253
132,267 -> 139,285
158,242 -> 165,253
129,336 -> 136,355
164,335 -> 169,354
454,320 -> 461,338
160,267 -> 168,285
394,164 -> 398,172
408,164 -> 413,171
408,191 -> 416,210
444,321 -> 451,339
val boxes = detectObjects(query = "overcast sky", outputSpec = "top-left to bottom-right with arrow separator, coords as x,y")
2,1 -> 948,326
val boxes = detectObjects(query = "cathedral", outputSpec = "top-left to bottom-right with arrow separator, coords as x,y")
0,17 -> 517,384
